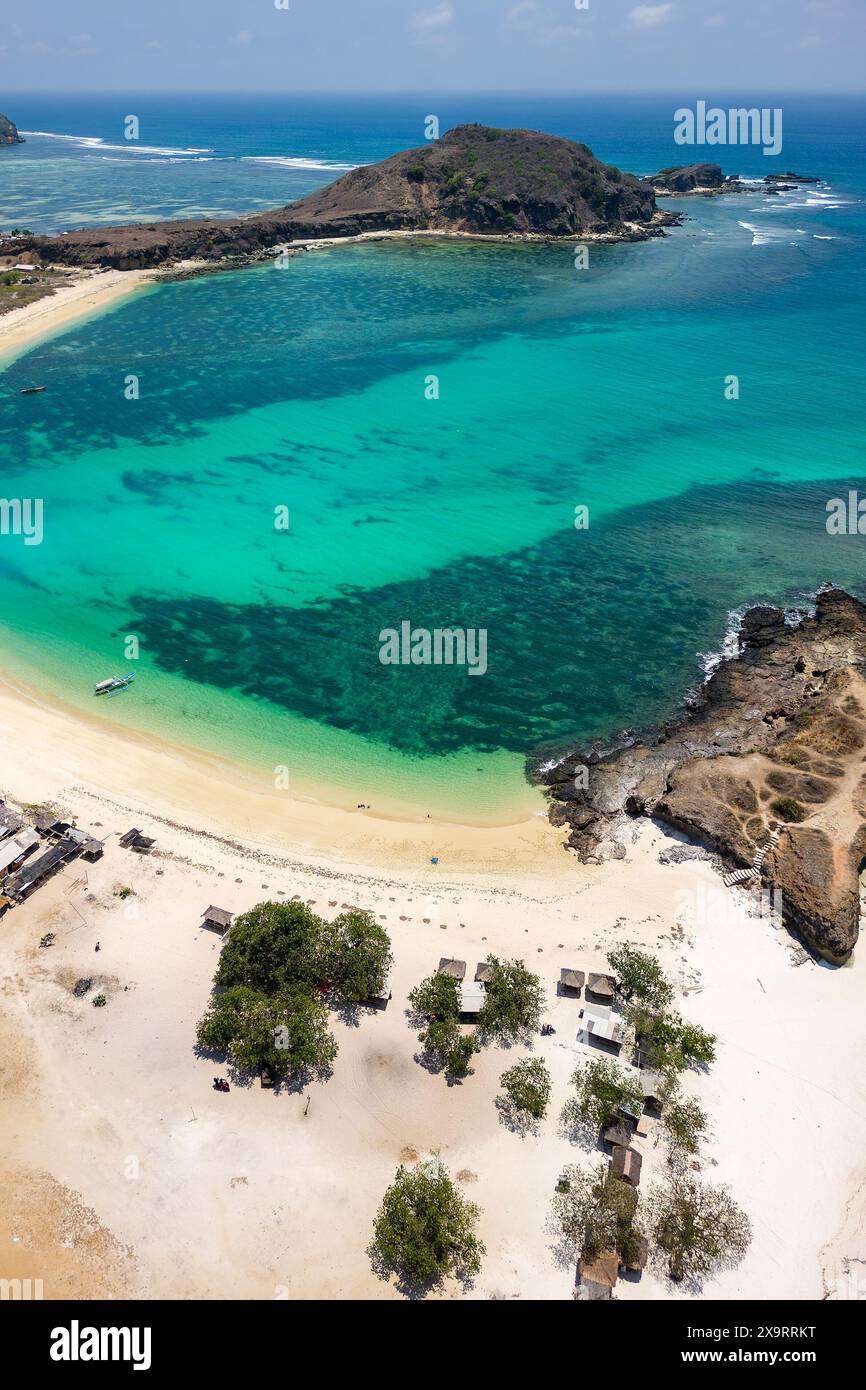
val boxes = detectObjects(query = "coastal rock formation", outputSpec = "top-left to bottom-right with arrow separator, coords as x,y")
0,112 -> 23,145
541,588 -> 866,961
19,125 -> 667,270
764,172 -> 820,185
646,163 -> 744,194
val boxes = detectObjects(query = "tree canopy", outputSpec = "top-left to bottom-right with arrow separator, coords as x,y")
372,1160 -> 484,1287
565,1056 -> 645,1131
499,1056 -> 552,1123
196,984 -> 337,1078
606,944 -> 673,1010
199,900 -> 391,1081
477,956 -> 545,1039
552,1161 -> 642,1265
650,1174 -> 752,1282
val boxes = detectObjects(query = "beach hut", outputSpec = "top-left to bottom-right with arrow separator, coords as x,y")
458,980 -> 486,1017
559,968 -> 585,996
611,1146 -> 643,1187
576,1249 -> 620,1301
437,958 -> 466,981
201,906 -> 234,936
580,1014 -> 624,1051
638,1069 -> 665,1108
0,806 -> 24,841
474,961 -> 494,984
0,828 -> 39,875
587,972 -> 616,1001
603,1120 -> 634,1149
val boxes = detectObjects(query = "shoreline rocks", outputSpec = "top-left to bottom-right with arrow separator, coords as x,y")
539,587 -> 866,962
0,112 -> 24,146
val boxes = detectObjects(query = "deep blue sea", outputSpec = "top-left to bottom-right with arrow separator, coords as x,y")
0,94 -> 864,820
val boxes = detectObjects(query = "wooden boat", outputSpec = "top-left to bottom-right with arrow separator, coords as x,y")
20,385 -> 47,395
94,672 -> 135,697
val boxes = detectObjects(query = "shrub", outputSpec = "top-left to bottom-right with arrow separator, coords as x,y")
771,796 -> 806,823
499,1057 -> 552,1121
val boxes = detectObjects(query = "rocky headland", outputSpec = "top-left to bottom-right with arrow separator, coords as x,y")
541,587 -> 866,962
0,112 -> 24,146
13,124 -> 674,270
646,162 -> 746,195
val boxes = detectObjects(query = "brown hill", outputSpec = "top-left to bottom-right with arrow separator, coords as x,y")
19,124 -> 663,270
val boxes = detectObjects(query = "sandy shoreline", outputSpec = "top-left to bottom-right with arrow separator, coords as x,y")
0,267 -> 158,366
0,669 -> 864,1300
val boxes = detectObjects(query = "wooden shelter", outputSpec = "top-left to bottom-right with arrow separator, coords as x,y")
611,1145 -> 643,1187
587,972 -> 616,1000
559,968 -> 585,995
437,958 -> 466,980
603,1119 -> 634,1149
577,1249 -> 620,1300
201,905 -> 234,936
474,961 -> 494,984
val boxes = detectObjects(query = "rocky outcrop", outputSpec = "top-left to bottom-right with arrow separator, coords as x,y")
20,124 -> 669,269
646,163 -> 745,194
540,587 -> 866,961
764,172 -> 820,184
0,112 -> 23,146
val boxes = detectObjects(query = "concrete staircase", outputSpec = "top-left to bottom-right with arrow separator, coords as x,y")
723,826 -> 781,889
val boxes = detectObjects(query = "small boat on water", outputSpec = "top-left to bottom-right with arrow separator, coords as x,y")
20,385 -> 47,395
94,672 -> 136,697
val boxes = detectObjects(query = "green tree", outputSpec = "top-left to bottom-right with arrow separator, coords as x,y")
607,945 -> 672,1009
650,1175 -> 752,1282
628,1005 -> 716,1074
499,1057 -> 552,1122
477,956 -> 544,1039
215,900 -> 323,995
663,1096 -> 709,1157
553,1163 -> 643,1266
319,909 -> 392,1003
417,1016 -> 476,1080
196,984 -> 336,1079
565,1057 -> 644,1131
409,971 -> 460,1022
372,1160 -> 484,1287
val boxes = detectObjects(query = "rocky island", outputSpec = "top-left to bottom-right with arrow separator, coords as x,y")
0,111 -> 24,145
17,124 -> 673,269
541,587 -> 866,962
646,162 -> 745,195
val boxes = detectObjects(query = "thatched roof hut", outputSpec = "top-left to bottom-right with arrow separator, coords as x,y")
201,905 -> 234,935
577,1249 -> 620,1300
437,957 -> 466,980
559,968 -> 585,994
587,972 -> 616,1000
475,961 -> 494,983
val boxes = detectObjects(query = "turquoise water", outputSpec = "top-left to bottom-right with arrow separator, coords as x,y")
1,97 -> 865,820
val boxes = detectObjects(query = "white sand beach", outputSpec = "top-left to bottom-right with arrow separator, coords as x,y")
0,268 -> 158,367
0,667 -> 863,1301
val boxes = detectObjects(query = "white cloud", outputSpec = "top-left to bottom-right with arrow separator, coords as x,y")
409,3 -> 455,34
505,0 -> 536,32
627,4 -> 674,30
705,14 -> 725,26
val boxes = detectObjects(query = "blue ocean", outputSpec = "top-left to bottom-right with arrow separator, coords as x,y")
0,93 -> 864,820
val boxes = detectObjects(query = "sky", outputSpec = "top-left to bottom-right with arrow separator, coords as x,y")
1,0 -> 863,94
